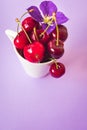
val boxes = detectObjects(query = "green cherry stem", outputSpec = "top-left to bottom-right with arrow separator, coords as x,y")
19,9 -> 34,21
19,12 -> 28,21
16,18 -> 32,43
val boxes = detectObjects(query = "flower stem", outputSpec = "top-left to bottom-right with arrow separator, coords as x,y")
16,18 -> 32,43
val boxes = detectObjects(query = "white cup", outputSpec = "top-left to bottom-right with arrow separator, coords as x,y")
5,29 -> 55,78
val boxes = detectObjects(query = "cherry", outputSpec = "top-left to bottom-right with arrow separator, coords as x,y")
50,62 -> 65,78
22,17 -> 39,32
47,39 -> 64,59
41,51 -> 51,63
59,25 -> 68,41
51,25 -> 68,42
16,48 -> 24,58
30,29 -> 50,45
14,31 -> 29,49
23,41 -> 45,63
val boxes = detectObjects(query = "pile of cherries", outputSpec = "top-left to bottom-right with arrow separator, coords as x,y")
14,16 -> 68,78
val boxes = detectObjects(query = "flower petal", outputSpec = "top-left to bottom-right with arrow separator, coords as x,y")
40,1 -> 57,16
56,12 -> 69,25
42,23 -> 55,34
27,6 -> 43,22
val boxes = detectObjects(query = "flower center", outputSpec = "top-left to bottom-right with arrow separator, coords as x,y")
44,16 -> 53,25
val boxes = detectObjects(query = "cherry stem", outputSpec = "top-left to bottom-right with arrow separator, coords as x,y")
20,12 -> 28,20
16,10 -> 34,34
39,25 -> 50,37
16,11 -> 28,34
53,13 -> 59,46
55,23 -> 59,46
50,58 -> 59,69
53,59 -> 59,69
33,27 -> 39,41
39,18 -> 54,37
16,18 -> 32,43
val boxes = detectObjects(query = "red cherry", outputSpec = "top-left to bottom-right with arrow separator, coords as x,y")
47,39 -> 64,59
41,52 -> 51,63
51,25 -> 68,42
14,31 -> 29,49
50,62 -> 65,78
59,25 -> 68,41
30,29 -> 50,45
16,48 -> 24,58
22,17 -> 39,32
23,41 -> 45,63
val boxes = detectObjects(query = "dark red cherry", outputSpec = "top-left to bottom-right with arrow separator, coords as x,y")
23,41 -> 45,63
30,29 -> 50,45
41,52 -> 51,63
59,25 -> 68,41
51,25 -> 68,42
16,48 -> 24,58
50,62 -> 65,78
47,39 -> 64,59
22,17 -> 39,32
14,31 -> 29,49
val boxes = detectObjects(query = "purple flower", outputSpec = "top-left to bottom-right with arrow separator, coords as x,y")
27,1 -> 68,34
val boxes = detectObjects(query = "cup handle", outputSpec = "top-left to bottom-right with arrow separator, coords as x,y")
5,29 -> 17,43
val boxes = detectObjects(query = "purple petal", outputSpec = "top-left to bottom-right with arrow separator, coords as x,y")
40,1 -> 57,16
27,6 -> 43,22
56,12 -> 69,25
42,23 -> 55,34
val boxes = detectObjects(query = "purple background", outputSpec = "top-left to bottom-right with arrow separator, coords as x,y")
0,0 -> 87,130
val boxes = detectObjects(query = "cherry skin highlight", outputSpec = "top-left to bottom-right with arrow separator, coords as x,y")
30,29 -> 50,45
51,25 -> 68,42
47,39 -> 64,59
50,62 -> 65,78
14,31 -> 29,49
23,41 -> 45,63
22,17 -> 39,32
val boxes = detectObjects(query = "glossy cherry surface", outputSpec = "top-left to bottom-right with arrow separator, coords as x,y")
22,17 -> 39,32
51,25 -> 68,42
14,31 -> 29,49
30,29 -> 50,45
47,39 -> 64,59
23,41 -> 45,63
50,62 -> 65,78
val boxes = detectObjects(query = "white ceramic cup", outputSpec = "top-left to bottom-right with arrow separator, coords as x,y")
5,29 -> 55,78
